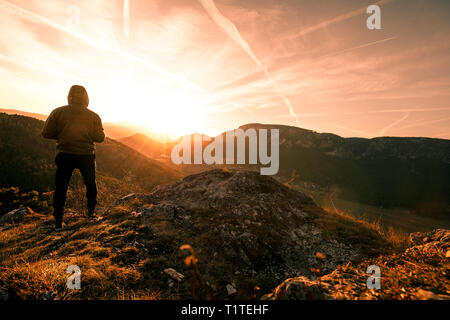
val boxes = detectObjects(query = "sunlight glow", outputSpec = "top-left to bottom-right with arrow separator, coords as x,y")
95,75 -> 206,137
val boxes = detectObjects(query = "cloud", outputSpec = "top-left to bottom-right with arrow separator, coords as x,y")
0,0 -> 448,138
198,0 -> 300,124
291,0 -> 394,40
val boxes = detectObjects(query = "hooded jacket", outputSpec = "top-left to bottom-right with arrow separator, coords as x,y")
42,85 -> 105,155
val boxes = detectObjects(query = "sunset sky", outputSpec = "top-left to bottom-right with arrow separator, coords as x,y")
0,0 -> 449,138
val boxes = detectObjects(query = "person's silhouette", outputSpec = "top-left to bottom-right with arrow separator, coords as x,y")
42,85 -> 105,229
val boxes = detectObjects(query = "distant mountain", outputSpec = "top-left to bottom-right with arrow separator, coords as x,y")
118,132 -> 216,176
103,122 -> 175,142
117,123 -> 450,219
236,123 -> 450,218
0,113 -> 182,193
1,109 -> 448,219
102,122 -> 141,140
118,133 -> 172,160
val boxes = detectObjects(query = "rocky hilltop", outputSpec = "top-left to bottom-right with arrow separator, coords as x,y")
115,170 -> 369,279
0,169 -> 447,299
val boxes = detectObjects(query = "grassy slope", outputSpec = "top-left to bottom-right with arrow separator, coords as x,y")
294,184 -> 450,233
0,193 -> 407,300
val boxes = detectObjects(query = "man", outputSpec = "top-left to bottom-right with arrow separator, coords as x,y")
42,85 -> 105,229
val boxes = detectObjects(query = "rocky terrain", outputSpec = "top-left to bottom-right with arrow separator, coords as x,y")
264,229 -> 450,300
0,168 -> 414,300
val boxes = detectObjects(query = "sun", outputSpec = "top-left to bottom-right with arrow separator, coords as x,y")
94,78 -> 206,138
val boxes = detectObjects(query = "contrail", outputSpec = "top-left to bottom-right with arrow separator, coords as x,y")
397,116 -> 450,130
379,112 -> 409,136
0,0 -> 198,90
198,0 -> 262,68
0,53 -> 88,82
0,0 -> 255,115
213,35 -> 397,111
320,36 -> 398,59
198,0 -> 300,124
292,0 -> 394,39
270,107 -> 450,119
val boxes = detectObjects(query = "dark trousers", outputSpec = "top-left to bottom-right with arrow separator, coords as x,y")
53,152 -> 97,221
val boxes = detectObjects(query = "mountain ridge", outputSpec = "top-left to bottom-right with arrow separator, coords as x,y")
1,111 -> 449,220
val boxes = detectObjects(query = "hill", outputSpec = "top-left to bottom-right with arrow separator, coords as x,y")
159,123 -> 449,220
0,113 -> 182,214
0,169 -> 415,300
2,111 -> 449,225
119,122 -> 450,220
237,123 -> 450,219
0,108 -> 48,121
0,108 -> 162,142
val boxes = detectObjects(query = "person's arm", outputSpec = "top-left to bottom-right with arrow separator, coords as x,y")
41,110 -> 59,139
92,114 -> 105,143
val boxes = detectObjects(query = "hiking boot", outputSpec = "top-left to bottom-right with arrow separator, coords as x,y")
54,219 -> 63,230
87,208 -> 96,218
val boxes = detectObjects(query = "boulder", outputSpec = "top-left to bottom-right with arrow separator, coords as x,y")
164,268 -> 185,282
0,207 -> 35,224
226,284 -> 237,296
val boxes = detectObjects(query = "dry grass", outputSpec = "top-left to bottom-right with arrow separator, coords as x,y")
352,241 -> 450,300
0,181 -> 437,301
0,204 -> 156,300
319,206 -> 409,252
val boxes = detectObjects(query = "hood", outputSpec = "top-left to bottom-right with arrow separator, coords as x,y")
68,85 -> 89,107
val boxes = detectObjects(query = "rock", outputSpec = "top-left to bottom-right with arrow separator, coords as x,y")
263,276 -> 328,300
130,169 -> 355,277
139,202 -> 186,220
265,228 -> 450,300
164,268 -> 185,282
409,229 -> 450,245
226,284 -> 237,296
0,207 -> 35,224
115,193 -> 139,204
406,229 -> 450,255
